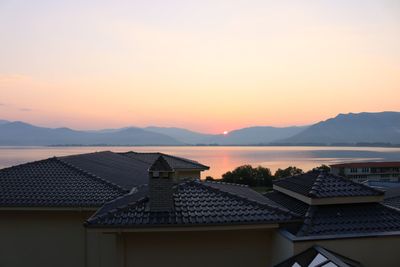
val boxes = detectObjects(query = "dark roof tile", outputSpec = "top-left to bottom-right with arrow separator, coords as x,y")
0,157 -> 125,207
60,151 -> 149,190
263,191 -> 309,216
383,196 -> 400,210
295,203 -> 400,237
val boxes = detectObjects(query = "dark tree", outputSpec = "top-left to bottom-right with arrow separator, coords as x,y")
274,166 -> 304,179
312,164 -> 331,172
205,176 -> 215,181
221,165 -> 273,187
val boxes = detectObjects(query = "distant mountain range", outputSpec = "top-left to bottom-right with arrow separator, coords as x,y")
276,112 -> 400,145
0,111 -> 399,146
0,121 -> 180,146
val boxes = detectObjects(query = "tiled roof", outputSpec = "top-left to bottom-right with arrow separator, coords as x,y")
274,171 -> 383,198
120,152 -> 209,170
264,191 -> 309,216
331,161 -> 400,168
0,151 -> 210,209
0,157 -> 126,207
86,180 -> 299,228
203,181 -> 277,206
60,151 -> 149,190
274,245 -> 362,267
295,203 -> 400,237
383,185 -> 400,199
383,196 -> 400,210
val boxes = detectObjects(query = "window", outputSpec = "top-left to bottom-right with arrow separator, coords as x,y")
362,168 -> 369,173
350,168 -> 357,173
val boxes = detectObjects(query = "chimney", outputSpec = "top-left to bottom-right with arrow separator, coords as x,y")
148,156 -> 175,212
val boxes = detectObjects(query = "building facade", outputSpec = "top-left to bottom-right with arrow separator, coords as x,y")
330,161 -> 400,183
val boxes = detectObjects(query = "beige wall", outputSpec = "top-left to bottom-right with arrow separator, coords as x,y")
4,209 -> 399,267
119,229 -> 274,267
0,210 -> 122,267
86,231 -> 118,267
293,235 -> 400,267
270,231 -> 294,266
0,210 -> 93,267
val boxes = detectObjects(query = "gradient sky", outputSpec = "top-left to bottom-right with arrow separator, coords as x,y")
0,0 -> 399,133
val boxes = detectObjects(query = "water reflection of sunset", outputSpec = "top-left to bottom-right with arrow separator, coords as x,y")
1,146 -> 399,179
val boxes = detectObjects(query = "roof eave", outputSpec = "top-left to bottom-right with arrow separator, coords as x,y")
273,185 -> 384,205
0,206 -> 99,211
279,228 -> 400,242
85,222 -> 282,232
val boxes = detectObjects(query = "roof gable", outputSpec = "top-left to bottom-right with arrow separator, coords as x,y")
149,156 -> 173,172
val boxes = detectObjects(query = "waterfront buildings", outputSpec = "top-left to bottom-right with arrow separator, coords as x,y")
330,161 -> 400,183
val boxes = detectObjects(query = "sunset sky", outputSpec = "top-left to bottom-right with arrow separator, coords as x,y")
0,0 -> 399,133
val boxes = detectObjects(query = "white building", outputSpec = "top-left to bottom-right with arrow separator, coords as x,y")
330,161 -> 400,183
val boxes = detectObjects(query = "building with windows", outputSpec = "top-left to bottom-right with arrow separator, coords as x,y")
330,161 -> 400,183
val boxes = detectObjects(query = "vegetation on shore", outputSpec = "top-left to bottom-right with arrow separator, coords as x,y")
205,164 -> 330,192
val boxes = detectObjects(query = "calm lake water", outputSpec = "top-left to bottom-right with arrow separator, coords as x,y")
1,146 -> 400,178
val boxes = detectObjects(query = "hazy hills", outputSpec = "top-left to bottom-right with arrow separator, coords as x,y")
145,126 -> 306,145
278,112 -> 400,145
0,122 -> 181,146
145,127 -> 215,144
0,111 -> 399,146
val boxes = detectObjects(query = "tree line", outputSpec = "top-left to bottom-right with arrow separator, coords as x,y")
205,164 -> 330,187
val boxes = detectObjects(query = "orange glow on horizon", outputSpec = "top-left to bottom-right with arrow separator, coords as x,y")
0,1 -> 399,134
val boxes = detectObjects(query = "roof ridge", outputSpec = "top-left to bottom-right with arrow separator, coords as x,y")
87,187 -> 149,224
380,201 -> 400,213
196,181 -> 300,218
56,157 -> 128,194
119,151 -> 155,164
204,180 -> 249,187
309,174 -> 324,197
297,206 -> 317,236
86,196 -> 149,225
